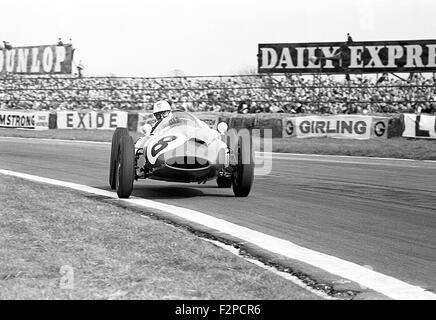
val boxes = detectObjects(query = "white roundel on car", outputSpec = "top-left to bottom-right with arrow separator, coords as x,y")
217,122 -> 228,134
145,133 -> 186,165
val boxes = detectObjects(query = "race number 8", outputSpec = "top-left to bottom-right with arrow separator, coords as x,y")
151,136 -> 177,157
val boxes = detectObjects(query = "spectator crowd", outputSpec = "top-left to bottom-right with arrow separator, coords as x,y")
0,73 -> 435,114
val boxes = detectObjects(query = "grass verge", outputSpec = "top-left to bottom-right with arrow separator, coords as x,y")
0,174 -> 320,300
1,128 -> 435,160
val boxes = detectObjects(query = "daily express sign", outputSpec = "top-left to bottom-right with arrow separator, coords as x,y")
0,44 -> 73,74
258,39 -> 436,74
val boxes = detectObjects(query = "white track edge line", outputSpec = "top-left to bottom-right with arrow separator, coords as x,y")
0,168 -> 434,300
0,136 -> 111,145
202,238 -> 337,300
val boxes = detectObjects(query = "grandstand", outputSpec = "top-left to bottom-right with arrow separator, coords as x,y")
0,73 -> 435,114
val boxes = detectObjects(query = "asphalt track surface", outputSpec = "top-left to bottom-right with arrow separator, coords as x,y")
0,137 -> 435,295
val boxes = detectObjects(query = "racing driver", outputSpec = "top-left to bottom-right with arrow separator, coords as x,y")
151,100 -> 181,134
135,100 -> 177,149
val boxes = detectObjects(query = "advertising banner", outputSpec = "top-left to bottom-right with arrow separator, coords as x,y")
0,110 -> 50,130
56,111 -> 128,130
402,114 -> 436,139
292,115 -> 373,139
0,44 -> 73,75
281,115 -> 391,139
258,39 -> 436,74
34,111 -> 50,130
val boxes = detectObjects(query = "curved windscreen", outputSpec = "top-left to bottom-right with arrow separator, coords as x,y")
152,111 -> 203,133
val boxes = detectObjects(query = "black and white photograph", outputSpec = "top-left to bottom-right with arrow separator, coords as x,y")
0,0 -> 435,309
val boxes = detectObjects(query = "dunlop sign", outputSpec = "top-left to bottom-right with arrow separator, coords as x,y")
258,40 -> 436,74
0,44 -> 73,74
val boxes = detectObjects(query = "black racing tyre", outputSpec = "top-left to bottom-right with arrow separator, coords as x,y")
109,128 -> 129,189
116,135 -> 135,198
232,136 -> 254,197
216,176 -> 232,188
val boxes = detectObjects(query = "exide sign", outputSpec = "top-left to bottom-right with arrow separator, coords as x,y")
56,111 -> 128,130
258,39 -> 436,74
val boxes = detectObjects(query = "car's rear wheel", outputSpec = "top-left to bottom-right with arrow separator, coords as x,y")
116,135 -> 135,198
109,128 -> 129,189
232,137 -> 254,197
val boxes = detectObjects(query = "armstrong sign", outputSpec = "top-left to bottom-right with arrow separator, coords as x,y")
0,110 -> 50,130
0,44 -> 73,75
258,40 -> 436,74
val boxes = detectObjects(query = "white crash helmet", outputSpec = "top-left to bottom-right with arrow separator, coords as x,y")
153,100 -> 171,114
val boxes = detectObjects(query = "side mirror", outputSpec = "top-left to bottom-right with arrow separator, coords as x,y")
141,123 -> 153,136
217,122 -> 228,134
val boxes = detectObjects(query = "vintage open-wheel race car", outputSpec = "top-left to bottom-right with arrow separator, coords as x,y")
109,110 -> 254,198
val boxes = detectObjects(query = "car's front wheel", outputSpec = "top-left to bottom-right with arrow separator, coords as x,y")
109,127 -> 129,189
116,135 -> 135,198
232,137 -> 254,197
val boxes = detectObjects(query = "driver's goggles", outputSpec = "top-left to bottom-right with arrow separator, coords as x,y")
154,111 -> 170,120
